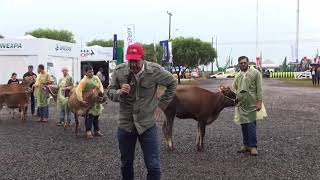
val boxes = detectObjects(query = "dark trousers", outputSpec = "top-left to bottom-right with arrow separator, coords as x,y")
312,76 -> 317,86
30,92 -> 35,114
241,121 -> 257,148
85,114 -> 100,132
117,126 -> 160,180
38,106 -> 49,119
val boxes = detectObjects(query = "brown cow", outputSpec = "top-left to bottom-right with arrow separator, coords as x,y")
47,86 -> 106,135
67,87 -> 106,135
0,77 -> 34,121
162,85 -> 237,152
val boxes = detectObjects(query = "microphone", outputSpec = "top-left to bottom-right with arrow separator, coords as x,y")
123,72 -> 133,99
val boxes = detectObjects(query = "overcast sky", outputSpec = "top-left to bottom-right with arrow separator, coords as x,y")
1,0 -> 320,66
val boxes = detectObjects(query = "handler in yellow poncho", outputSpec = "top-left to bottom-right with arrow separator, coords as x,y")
33,64 -> 53,122
233,56 -> 267,156
76,65 -> 104,139
50,67 -> 74,126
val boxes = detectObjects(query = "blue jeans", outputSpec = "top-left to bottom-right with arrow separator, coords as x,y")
38,106 -> 49,119
241,121 -> 257,148
117,125 -> 160,180
59,108 -> 71,123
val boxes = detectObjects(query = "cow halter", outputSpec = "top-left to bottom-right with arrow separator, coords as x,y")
224,95 -> 237,105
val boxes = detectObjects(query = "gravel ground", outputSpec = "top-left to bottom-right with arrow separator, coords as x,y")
1,79 -> 320,180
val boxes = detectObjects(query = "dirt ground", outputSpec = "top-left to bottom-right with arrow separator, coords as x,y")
1,79 -> 320,180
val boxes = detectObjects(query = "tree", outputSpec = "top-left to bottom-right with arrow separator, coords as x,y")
25,28 -> 75,43
0,34 -> 4,39
171,37 -> 217,83
142,43 -> 163,64
86,39 -> 124,48
280,57 -> 288,72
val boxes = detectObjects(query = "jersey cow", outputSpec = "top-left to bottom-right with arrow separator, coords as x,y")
0,77 -> 34,121
47,86 -> 106,135
163,85 -> 237,151
67,87 -> 106,135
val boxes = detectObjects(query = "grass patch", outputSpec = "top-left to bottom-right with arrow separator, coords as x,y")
179,79 -> 194,84
280,78 -> 315,87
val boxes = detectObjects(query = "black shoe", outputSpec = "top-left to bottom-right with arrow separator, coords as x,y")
56,122 -> 64,126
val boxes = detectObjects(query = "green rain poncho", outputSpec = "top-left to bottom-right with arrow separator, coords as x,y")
34,71 -> 53,107
233,67 -> 267,124
55,75 -> 73,111
75,75 -> 104,116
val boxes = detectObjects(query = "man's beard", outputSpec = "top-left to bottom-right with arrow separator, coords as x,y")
240,65 -> 248,72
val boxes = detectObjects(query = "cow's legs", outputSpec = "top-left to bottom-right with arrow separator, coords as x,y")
163,109 -> 176,151
21,104 -> 27,121
196,121 -> 206,152
11,109 -> 15,119
74,114 -> 79,136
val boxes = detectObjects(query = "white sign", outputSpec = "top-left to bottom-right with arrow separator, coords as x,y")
0,42 -> 22,50
124,24 -> 135,60
80,47 -> 113,61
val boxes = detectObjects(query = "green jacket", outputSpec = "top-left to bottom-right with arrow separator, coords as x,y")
107,61 -> 177,134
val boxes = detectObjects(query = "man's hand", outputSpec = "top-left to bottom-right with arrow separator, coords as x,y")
256,100 -> 262,111
120,84 -> 130,95
154,107 -> 163,122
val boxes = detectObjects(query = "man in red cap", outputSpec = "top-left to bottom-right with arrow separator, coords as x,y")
107,43 -> 177,180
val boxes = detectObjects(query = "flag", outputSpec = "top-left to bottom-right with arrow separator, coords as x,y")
113,34 -> 117,60
160,40 -> 170,62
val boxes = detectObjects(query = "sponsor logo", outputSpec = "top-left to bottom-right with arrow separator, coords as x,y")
127,26 -> 134,45
0,43 -> 22,49
80,49 -> 95,57
55,44 -> 72,52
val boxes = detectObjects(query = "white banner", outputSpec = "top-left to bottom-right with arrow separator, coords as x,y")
124,24 -> 135,61
168,41 -> 173,63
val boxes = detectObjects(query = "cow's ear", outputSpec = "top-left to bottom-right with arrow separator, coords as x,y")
219,85 -> 225,92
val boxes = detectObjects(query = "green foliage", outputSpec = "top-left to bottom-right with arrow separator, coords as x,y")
25,28 -> 75,43
171,37 -> 216,68
171,37 -> 217,83
86,39 -> 124,48
142,43 -> 163,64
280,57 -> 289,72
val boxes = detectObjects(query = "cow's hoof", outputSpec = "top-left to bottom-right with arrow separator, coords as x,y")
197,146 -> 204,152
167,146 -> 176,152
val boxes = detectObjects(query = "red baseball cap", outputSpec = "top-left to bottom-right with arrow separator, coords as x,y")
126,43 -> 144,61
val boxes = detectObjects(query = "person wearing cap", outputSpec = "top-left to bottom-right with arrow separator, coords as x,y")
23,65 -> 37,115
48,67 -> 74,126
76,65 -> 104,139
107,43 -> 177,180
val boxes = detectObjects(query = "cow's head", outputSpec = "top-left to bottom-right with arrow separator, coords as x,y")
45,85 -> 59,102
219,85 -> 236,99
219,85 -> 238,107
22,76 -> 35,87
92,87 -> 107,104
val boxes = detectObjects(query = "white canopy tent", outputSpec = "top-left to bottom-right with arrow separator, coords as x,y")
0,37 -> 80,84
79,46 -> 115,86
261,59 -> 279,69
